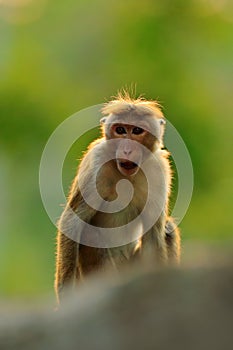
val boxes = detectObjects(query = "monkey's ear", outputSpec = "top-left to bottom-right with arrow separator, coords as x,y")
159,118 -> 166,125
100,117 -> 107,124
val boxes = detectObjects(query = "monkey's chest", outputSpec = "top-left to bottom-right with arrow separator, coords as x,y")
91,203 -> 141,227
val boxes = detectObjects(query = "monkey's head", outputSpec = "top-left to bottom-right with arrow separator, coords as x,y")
101,95 -> 166,177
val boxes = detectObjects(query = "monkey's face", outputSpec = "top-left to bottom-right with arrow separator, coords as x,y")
102,112 -> 166,176
112,124 -> 146,177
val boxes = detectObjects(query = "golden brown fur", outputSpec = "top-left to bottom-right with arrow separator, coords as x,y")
55,93 -> 180,303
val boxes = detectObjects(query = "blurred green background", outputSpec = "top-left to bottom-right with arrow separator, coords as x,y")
0,0 -> 232,298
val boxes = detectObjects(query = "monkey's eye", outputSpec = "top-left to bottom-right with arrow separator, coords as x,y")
132,127 -> 144,135
115,126 -> 127,135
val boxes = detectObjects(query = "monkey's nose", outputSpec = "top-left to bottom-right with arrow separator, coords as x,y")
123,149 -> 132,156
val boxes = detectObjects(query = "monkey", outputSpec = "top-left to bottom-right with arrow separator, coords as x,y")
55,92 -> 180,302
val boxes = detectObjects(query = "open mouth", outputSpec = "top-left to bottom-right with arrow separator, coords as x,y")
119,161 -> 138,170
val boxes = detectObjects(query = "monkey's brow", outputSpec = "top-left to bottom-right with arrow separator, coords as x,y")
112,122 -> 149,129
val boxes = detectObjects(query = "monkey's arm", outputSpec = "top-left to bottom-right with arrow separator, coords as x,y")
55,231 -> 77,302
140,213 -> 168,264
165,217 -> 181,264
55,199 -> 98,303
140,216 -> 181,266
55,159 -> 100,303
